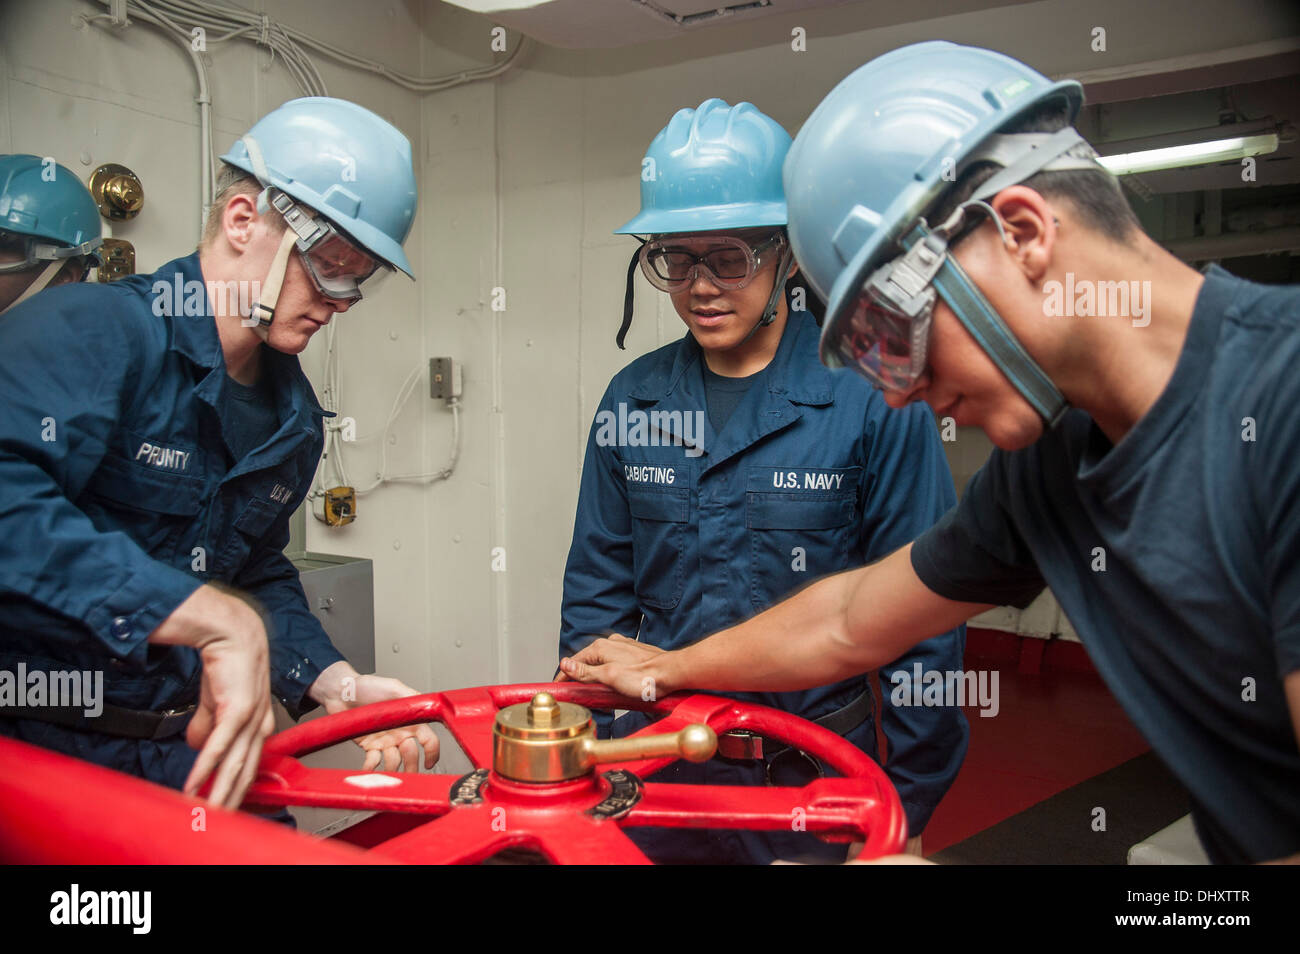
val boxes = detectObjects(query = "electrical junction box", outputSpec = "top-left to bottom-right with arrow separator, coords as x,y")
430,357 -> 462,400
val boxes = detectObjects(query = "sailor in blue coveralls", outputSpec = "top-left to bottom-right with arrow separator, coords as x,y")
0,98 -> 437,811
558,100 -> 967,864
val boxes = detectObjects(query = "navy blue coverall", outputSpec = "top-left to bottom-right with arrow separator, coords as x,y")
559,311 -> 968,863
0,252 -> 343,788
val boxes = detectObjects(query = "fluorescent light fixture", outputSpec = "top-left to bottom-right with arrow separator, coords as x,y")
439,0 -> 557,11
1096,132 -> 1279,176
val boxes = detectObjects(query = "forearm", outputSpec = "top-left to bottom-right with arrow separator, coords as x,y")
655,567 -> 868,695
150,583 -> 264,652
653,545 -> 989,696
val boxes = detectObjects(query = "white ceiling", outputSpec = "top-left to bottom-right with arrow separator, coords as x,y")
438,0 -> 1019,50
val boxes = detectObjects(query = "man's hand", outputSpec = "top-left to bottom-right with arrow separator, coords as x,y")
150,584 -> 276,809
558,634 -> 671,699
310,661 -> 439,772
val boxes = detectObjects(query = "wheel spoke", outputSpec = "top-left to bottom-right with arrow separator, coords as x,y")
626,778 -> 888,842
245,761 -> 456,815
370,809 -> 515,864
437,686 -> 501,768
530,815 -> 651,865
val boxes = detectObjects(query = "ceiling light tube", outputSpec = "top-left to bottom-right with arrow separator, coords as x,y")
1096,132 -> 1279,175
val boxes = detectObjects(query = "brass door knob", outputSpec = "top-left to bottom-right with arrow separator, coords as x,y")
493,692 -> 717,783
88,163 -> 144,220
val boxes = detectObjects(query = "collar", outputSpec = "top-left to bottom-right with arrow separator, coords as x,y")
627,310 -> 835,406
148,252 -> 330,419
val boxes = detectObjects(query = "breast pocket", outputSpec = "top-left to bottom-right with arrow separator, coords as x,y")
746,468 -> 859,613
209,497 -> 286,579
628,486 -> 689,610
81,454 -> 205,564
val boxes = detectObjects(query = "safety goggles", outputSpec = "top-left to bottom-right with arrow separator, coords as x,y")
638,232 -> 785,293
830,202 -> 993,391
296,227 -> 384,304
267,190 -> 387,304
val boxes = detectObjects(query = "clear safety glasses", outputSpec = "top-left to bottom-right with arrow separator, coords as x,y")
638,232 -> 785,293
830,202 -> 993,391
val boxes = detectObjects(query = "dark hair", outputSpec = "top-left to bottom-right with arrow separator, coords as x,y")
927,99 -> 1141,245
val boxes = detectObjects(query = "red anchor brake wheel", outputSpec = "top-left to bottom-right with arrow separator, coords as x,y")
242,682 -> 906,864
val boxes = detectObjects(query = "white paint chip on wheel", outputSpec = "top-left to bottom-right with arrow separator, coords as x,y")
343,774 -> 403,788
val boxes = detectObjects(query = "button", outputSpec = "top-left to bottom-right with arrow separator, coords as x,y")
110,616 -> 133,640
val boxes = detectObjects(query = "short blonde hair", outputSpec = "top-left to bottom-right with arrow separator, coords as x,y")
200,163 -> 276,249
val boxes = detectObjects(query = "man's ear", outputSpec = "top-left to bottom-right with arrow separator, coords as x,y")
220,192 -> 263,254
988,185 -> 1056,285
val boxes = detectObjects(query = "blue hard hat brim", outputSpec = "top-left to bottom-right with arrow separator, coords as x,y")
816,78 -> 1083,368
614,201 -> 786,236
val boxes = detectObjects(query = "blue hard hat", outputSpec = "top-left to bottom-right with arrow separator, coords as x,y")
0,154 -> 102,254
221,97 -> 418,277
784,41 -> 1082,340
615,98 -> 791,235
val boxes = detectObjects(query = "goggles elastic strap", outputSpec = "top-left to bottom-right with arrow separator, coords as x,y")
269,189 -> 329,248
247,227 -> 298,336
903,222 -> 1068,426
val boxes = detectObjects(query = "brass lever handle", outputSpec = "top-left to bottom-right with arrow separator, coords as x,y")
492,692 -> 718,782
582,724 -> 716,768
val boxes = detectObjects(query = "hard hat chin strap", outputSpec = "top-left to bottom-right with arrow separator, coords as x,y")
247,227 -> 298,340
1,259 -> 64,315
616,246 -> 640,350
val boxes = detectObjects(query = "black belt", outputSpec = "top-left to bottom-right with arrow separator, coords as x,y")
716,690 -> 871,761
0,702 -> 197,740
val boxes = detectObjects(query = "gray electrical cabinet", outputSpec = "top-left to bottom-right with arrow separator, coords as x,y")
271,547 -> 378,835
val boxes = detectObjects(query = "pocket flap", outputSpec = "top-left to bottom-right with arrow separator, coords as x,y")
234,498 -> 283,538
628,488 -> 689,523
86,454 -> 204,516
747,493 -> 854,530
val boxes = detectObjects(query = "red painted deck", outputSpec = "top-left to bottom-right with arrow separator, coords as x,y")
913,629 -> 1150,855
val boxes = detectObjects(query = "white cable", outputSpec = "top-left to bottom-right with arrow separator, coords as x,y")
348,366 -> 461,495
92,0 -> 528,94
89,0 -> 215,232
